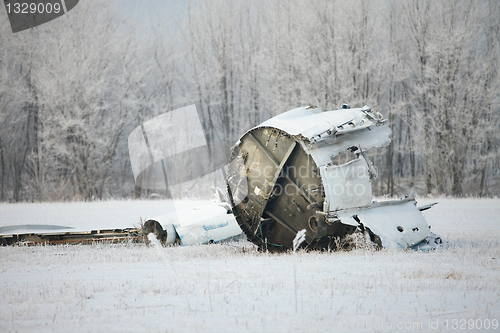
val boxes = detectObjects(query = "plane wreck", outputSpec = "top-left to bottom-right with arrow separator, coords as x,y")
225,104 -> 441,251
1,104 -> 441,251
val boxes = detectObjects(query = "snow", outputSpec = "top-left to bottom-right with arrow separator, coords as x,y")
292,229 -> 307,252
1,198 -> 499,332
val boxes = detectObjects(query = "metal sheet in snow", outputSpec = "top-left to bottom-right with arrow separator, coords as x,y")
337,200 -> 431,249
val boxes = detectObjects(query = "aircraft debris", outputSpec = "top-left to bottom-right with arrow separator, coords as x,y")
1,105 -> 441,251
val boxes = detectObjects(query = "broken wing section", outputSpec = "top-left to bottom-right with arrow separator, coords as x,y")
0,225 -> 143,246
335,198 -> 431,249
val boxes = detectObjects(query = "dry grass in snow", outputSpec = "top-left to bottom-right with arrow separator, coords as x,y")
0,198 -> 499,332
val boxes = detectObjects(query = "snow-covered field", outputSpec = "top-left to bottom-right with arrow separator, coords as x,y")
1,198 -> 499,332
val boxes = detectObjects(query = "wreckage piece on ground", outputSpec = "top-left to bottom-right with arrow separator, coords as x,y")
226,105 -> 441,251
0,225 -> 144,246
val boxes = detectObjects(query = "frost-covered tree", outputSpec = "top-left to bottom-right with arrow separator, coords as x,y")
0,1 -> 150,201
0,0 -> 498,201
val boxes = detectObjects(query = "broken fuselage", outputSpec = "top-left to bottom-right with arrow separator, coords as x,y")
226,105 -> 436,251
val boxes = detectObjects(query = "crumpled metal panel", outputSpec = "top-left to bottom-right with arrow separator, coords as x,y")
302,125 -> 392,166
336,199 -> 431,249
257,106 -> 324,135
254,106 -> 392,167
257,106 -> 383,139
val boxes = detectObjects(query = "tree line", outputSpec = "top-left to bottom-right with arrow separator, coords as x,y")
0,0 -> 498,202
